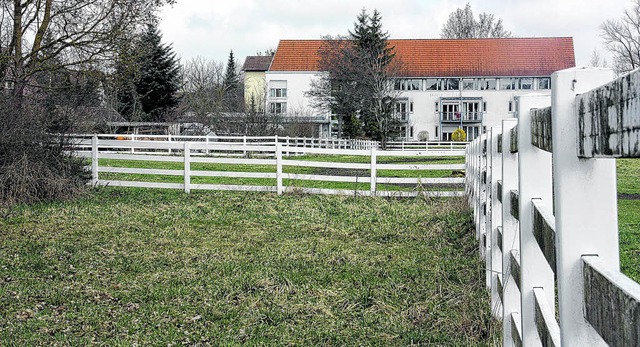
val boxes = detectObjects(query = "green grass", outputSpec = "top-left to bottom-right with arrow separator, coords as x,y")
0,189 -> 498,345
97,156 -> 465,192
617,159 -> 640,283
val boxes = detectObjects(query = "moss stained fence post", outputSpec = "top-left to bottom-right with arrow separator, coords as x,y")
501,118 -> 520,347
488,126 -> 503,319
515,94 -> 555,346
553,67 -> 618,346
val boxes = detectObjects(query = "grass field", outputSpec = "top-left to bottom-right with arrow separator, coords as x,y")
0,155 -> 636,345
0,190 -> 498,346
617,159 -> 640,282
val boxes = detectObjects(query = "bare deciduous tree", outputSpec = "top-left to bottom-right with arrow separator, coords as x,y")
441,3 -> 511,39
601,0 -> 640,74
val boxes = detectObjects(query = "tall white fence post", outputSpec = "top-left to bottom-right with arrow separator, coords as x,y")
516,94 -> 553,346
501,118 -> 520,347
276,143 -> 283,195
552,67 -> 617,346
370,147 -> 377,195
91,135 -> 98,186
183,142 -> 191,194
489,125 -> 503,319
243,135 -> 247,156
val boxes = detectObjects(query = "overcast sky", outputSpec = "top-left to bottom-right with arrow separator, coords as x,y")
158,0 -> 635,68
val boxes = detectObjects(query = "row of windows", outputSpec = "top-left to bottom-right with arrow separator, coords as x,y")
394,77 -> 551,91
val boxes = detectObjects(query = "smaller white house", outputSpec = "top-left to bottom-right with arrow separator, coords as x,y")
264,37 -> 576,141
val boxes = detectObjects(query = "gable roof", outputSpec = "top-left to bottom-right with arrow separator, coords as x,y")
242,56 -> 273,72
269,38 -> 575,77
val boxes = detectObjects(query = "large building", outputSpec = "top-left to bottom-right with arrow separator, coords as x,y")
261,37 -> 575,141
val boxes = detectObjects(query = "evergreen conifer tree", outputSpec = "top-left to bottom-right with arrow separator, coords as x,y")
223,50 -> 241,111
133,24 -> 181,121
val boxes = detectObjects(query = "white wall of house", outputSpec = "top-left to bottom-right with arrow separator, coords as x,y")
265,72 -> 553,140
265,71 -> 327,116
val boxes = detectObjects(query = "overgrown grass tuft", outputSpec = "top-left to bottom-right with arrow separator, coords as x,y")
0,189 -> 499,345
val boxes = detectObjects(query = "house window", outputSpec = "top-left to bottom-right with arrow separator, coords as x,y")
269,80 -> 287,98
410,126 -> 414,138
538,77 -> 551,89
394,79 -> 404,90
395,101 -> 409,120
408,79 -> 422,90
520,78 -> 533,90
269,102 -> 287,114
483,102 -> 487,112
425,78 -> 438,90
479,78 -> 497,90
409,101 -> 414,113
435,126 -> 439,138
500,78 -> 517,90
508,101 -> 514,112
445,78 -> 460,90
462,79 -> 475,90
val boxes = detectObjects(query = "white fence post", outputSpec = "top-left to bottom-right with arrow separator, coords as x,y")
276,143 -> 283,195
131,133 -> 136,154
184,142 -> 191,194
552,67 -> 617,346
205,136 -> 210,155
516,94 -> 553,346
489,125 -> 503,319
501,118 -> 520,347
243,135 -> 247,156
370,147 -> 377,196
91,134 -> 98,186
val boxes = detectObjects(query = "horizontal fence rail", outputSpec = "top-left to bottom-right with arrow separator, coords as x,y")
466,67 -> 640,346
76,136 -> 466,198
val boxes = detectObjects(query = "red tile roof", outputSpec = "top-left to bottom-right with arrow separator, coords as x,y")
269,38 -> 575,77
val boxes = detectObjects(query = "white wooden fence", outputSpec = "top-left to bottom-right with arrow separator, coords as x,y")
70,134 -> 379,152
384,140 -> 469,151
466,67 -> 640,346
75,136 -> 466,197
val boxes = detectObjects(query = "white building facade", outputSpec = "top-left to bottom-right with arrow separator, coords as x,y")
264,38 -> 575,141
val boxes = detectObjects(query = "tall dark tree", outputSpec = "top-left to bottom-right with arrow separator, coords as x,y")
441,3 -> 511,39
307,9 -> 402,145
222,50 -> 242,111
0,0 -> 173,206
134,24 -> 182,121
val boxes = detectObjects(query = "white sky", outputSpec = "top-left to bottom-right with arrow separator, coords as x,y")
158,0 -> 635,67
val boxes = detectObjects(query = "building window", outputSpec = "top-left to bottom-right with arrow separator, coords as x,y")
435,126 -> 439,138
269,80 -> 287,98
462,79 -> 475,90
508,101 -> 514,112
394,79 -> 422,91
479,78 -> 497,90
426,78 -> 438,90
538,77 -> 551,89
395,101 -> 410,120
500,78 -> 517,90
410,126 -> 414,138
269,102 -> 287,114
520,78 -> 533,90
483,102 -> 487,112
445,78 -> 459,90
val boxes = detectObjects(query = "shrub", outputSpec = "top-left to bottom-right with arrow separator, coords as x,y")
452,128 -> 467,142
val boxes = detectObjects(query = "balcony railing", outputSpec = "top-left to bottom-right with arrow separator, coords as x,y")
393,112 -> 410,122
440,111 -> 483,122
